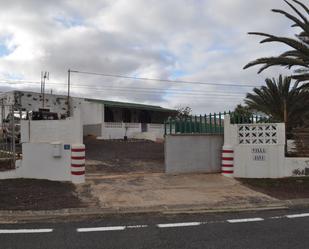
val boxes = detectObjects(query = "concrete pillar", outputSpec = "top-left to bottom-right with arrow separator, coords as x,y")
71,144 -> 85,184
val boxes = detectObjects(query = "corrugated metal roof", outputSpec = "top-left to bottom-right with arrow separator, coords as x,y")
85,98 -> 176,112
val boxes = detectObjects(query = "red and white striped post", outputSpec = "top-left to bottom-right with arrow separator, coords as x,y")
71,144 -> 85,184
221,145 -> 234,177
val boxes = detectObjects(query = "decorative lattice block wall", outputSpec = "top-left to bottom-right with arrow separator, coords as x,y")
238,124 -> 278,145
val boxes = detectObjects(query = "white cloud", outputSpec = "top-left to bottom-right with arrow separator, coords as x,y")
0,0 -> 304,113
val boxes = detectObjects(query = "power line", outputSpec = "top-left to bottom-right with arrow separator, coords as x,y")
70,69 -> 260,88
0,83 -> 243,99
0,78 -> 253,93
0,79 -> 248,97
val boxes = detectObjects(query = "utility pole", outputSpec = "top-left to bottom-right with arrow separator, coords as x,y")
67,69 -> 71,117
41,71 -> 49,109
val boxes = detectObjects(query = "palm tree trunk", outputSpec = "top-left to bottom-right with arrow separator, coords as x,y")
284,99 -> 288,155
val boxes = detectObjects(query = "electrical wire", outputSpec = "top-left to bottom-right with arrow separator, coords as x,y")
0,79 -> 249,97
69,69 -> 260,88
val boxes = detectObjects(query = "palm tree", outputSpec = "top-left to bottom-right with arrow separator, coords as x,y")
243,0 -> 309,85
245,75 -> 309,130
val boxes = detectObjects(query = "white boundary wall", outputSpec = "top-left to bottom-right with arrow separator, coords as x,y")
0,101 -> 84,183
224,115 -> 309,178
165,134 -> 224,174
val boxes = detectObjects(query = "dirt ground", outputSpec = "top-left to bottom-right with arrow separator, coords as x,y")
238,177 -> 309,200
86,173 -> 277,210
84,136 -> 165,174
0,179 -> 84,210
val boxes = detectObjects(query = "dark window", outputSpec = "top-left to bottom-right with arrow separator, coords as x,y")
105,107 -> 114,122
140,110 -> 151,123
122,109 -> 131,122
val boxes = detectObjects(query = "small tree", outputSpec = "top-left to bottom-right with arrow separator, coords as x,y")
231,104 -> 255,124
176,106 -> 192,119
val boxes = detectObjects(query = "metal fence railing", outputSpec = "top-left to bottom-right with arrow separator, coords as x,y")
229,113 -> 271,125
164,112 -> 225,135
0,104 -> 22,170
164,112 -> 270,135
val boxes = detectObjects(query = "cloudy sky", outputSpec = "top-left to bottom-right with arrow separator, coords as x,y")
0,0 -> 300,113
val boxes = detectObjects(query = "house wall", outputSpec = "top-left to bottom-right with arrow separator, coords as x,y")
0,91 -> 69,115
99,122 -> 165,141
81,100 -> 103,125
80,100 -> 104,136
100,122 -> 141,139
165,134 -> 224,174
0,91 -> 172,139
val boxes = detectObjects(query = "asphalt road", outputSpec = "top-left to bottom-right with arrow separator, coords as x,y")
1,208 -> 309,249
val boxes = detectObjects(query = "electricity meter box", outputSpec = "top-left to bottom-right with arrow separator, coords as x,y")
51,142 -> 62,158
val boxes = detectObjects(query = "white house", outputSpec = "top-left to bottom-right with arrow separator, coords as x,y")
0,90 -> 176,141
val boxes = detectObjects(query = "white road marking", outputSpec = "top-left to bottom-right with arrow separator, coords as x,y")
157,222 -> 201,228
201,220 -> 226,225
227,218 -> 264,223
269,216 -> 285,220
0,229 -> 53,234
77,226 -> 126,232
126,225 -> 148,229
286,213 -> 309,219
74,212 -> 309,233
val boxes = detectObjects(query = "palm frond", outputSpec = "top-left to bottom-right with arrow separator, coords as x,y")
271,8 -> 309,32
244,0 -> 309,81
283,0 -> 308,23
291,0 -> 309,15
243,57 -> 309,73
248,32 -> 309,55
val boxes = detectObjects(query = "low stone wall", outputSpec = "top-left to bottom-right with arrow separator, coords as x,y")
165,134 -> 223,174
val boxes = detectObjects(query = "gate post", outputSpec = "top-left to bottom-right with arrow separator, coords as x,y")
221,114 -> 234,177
71,144 -> 85,184
221,146 -> 234,177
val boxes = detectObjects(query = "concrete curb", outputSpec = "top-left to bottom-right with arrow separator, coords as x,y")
284,198 -> 309,208
0,200 -> 294,223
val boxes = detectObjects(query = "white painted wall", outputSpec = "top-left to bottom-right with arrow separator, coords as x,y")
99,122 -> 141,139
147,124 -> 165,138
132,124 -> 164,141
224,115 -> 309,178
165,135 -> 224,174
21,100 -> 83,144
0,101 -> 84,183
234,145 -> 286,178
99,122 -> 164,140
0,143 -> 72,181
21,119 -> 82,144
285,158 -> 309,177
80,100 -> 104,125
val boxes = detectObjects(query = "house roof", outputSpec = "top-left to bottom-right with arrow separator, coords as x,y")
85,98 -> 176,113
